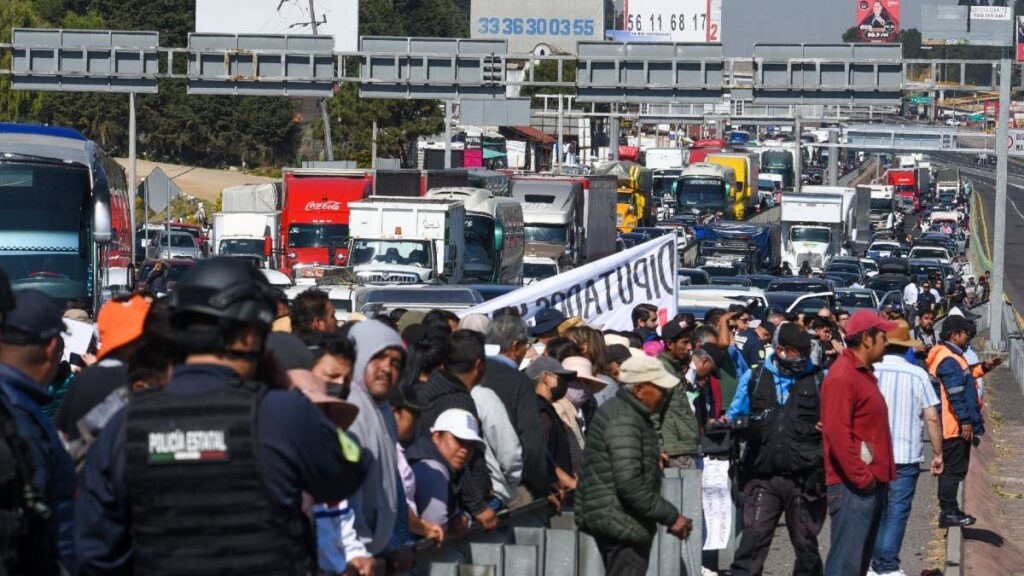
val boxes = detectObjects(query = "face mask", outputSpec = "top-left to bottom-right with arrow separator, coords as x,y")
775,353 -> 810,376
550,377 -> 569,403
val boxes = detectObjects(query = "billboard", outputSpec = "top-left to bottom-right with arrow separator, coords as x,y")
922,4 -> 1012,47
857,0 -> 900,43
621,0 -> 722,43
195,0 -> 359,53
1018,16 -> 1024,61
470,0 -> 604,55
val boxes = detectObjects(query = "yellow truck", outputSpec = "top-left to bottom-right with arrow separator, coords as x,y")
595,161 -> 653,233
706,152 -> 760,220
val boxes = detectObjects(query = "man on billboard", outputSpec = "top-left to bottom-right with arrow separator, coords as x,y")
858,0 -> 900,42
1017,16 -> 1024,62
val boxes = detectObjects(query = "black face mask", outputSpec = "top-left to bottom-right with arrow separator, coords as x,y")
550,376 -> 569,403
775,354 -> 810,377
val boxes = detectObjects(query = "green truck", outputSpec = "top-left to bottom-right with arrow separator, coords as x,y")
760,149 -> 795,189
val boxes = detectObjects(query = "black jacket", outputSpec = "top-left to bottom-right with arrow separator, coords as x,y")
480,358 -> 547,498
415,369 -> 493,515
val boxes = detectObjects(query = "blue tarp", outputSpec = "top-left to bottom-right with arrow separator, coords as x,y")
695,222 -> 775,266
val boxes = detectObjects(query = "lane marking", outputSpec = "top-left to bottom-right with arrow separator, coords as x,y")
975,185 -> 994,260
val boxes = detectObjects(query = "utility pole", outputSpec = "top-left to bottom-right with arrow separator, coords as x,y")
307,0 -> 334,161
129,92 -> 138,231
444,102 -> 453,169
989,55 -> 1011,350
371,121 -> 378,169
827,128 -> 839,186
793,114 -> 802,193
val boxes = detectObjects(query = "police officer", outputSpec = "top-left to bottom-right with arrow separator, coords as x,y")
0,289 -> 76,575
76,258 -> 366,576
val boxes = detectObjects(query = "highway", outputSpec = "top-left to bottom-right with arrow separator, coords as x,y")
928,151 -> 1024,308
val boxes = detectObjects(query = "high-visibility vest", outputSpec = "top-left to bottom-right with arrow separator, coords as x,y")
926,344 -> 985,440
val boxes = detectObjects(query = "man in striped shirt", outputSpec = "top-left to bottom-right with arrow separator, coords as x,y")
868,320 -> 943,576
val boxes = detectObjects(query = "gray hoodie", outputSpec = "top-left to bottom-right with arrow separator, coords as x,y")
346,320 -> 406,555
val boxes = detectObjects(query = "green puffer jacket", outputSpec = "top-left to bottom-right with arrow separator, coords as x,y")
654,352 -> 700,457
575,389 -> 680,546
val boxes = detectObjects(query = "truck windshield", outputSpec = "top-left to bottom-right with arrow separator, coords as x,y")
616,192 -> 634,205
0,162 -> 91,303
464,214 -> 495,276
677,179 -> 726,210
524,225 -> 568,245
163,234 -> 195,248
894,185 -> 915,195
790,227 -> 831,243
349,239 -> 431,268
219,239 -> 264,255
870,198 -> 892,210
524,262 -> 557,279
288,224 -> 349,248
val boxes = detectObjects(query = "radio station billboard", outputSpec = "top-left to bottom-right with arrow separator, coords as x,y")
857,0 -> 900,43
621,0 -> 722,43
1017,15 -> 1024,61
195,0 -> 359,52
470,0 -> 604,55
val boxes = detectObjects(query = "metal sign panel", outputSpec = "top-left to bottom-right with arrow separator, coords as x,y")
619,0 -> 722,43
922,5 -> 1013,47
470,0 -> 603,55
142,167 -> 181,215
11,28 -> 160,93
456,98 -> 531,126
844,123 -> 958,151
359,37 -> 507,100
195,0 -> 359,53
187,33 -> 336,96
752,43 -> 902,105
575,41 -> 724,104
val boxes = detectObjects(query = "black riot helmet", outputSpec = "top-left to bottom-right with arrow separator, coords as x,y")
168,258 -> 280,354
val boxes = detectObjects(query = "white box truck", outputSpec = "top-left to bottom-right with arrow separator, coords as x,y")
645,148 -> 688,170
346,196 -> 466,285
210,212 -> 278,266
781,187 -> 856,271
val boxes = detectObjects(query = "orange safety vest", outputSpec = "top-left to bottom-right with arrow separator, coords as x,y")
926,344 -> 986,440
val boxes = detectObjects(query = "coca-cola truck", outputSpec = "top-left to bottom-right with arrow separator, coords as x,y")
279,168 -> 372,282
886,168 -> 919,213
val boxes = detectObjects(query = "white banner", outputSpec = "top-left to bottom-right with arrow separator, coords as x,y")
461,235 -> 678,331
623,0 -> 722,43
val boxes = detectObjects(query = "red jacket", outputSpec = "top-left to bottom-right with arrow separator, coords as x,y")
821,349 -> 896,488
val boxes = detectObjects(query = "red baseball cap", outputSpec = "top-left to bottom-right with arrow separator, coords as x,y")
845,310 -> 898,338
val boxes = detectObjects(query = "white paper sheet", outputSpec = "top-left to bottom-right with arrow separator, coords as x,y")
702,458 -> 732,551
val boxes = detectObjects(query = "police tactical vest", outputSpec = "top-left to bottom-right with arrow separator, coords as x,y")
0,397 -> 44,574
125,379 -> 312,576
743,365 -> 823,476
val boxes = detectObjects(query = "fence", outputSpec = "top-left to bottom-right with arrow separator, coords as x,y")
415,468 -> 706,576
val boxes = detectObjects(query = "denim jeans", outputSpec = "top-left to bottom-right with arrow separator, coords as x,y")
872,464 -> 920,573
824,481 -> 887,576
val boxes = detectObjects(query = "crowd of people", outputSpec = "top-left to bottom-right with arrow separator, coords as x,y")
0,250 -> 1002,576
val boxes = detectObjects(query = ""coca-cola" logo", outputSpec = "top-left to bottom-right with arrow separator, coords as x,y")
305,200 -> 342,211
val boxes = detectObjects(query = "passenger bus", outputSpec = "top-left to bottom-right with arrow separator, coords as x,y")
426,187 -> 525,285
0,124 -> 133,314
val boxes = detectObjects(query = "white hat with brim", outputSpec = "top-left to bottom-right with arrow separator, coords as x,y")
430,408 -> 485,446
618,356 -> 681,390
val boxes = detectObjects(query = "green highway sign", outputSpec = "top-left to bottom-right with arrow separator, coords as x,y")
968,113 -> 986,121
910,96 -> 933,104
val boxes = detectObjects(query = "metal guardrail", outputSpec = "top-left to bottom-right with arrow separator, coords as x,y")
415,469 -> 705,576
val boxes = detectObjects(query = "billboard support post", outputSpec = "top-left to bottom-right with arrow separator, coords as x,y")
372,121 -> 378,170
556,95 -> 564,170
129,92 -> 137,236
307,0 -> 334,162
828,128 -> 839,186
793,113 -> 802,193
990,56 -> 1011,351
444,101 -> 453,170
610,113 -> 620,162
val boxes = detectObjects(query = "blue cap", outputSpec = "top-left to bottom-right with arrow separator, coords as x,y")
529,308 -> 566,337
2,289 -> 65,345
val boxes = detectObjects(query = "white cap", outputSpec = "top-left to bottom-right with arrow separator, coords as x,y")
430,409 -> 485,446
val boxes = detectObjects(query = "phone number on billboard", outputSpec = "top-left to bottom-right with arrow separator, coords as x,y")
626,12 -> 715,37
477,17 -> 596,37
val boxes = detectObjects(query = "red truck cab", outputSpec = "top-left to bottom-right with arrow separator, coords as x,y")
886,169 -> 920,212
279,169 -> 372,280
688,139 -> 728,164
